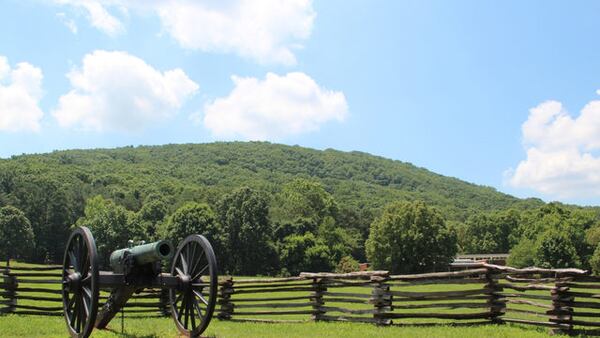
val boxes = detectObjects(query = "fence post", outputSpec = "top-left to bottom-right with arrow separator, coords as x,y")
371,274 -> 391,326
1,265 -> 17,314
548,272 -> 573,334
217,277 -> 234,320
311,277 -> 326,321
158,289 -> 170,317
485,266 -> 505,324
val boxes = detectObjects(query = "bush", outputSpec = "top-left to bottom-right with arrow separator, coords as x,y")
365,200 -> 457,274
335,256 -> 360,273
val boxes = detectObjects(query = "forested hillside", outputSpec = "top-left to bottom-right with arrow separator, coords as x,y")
0,141 -> 542,218
1,142 -> 599,275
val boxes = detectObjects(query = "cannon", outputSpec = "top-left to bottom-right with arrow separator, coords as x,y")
61,227 -> 217,338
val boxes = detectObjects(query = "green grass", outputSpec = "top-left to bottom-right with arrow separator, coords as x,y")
0,314 -> 557,337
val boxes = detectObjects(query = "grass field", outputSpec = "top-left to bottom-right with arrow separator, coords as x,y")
1,314 -> 557,337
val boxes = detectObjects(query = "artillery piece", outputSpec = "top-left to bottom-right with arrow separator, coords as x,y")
61,227 -> 217,338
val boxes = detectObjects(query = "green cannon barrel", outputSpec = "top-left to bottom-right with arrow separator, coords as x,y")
109,240 -> 174,273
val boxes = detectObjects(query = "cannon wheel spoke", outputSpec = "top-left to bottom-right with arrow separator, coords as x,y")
62,227 -> 99,338
169,234 -> 217,337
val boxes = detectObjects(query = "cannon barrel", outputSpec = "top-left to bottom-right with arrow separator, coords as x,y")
109,240 -> 174,273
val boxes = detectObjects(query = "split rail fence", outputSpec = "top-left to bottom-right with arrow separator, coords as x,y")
0,264 -> 167,318
3,262 -> 600,335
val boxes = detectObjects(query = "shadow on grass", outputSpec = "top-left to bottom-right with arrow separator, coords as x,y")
103,328 -> 159,338
103,327 -> 216,338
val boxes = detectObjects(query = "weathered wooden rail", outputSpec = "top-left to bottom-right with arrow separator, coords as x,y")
3,263 -> 600,335
0,264 -> 168,318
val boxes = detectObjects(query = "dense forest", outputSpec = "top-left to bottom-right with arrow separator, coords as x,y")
0,142 -> 599,275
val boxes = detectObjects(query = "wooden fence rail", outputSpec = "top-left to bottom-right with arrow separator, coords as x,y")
3,263 -> 600,334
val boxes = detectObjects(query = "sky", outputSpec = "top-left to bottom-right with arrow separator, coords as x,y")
1,1 -> 600,206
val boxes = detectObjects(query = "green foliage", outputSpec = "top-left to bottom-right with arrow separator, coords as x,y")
274,178 -> 338,223
138,195 -> 169,239
0,141 -> 597,272
75,195 -> 143,267
163,202 -> 226,264
533,229 -> 581,269
217,187 -> 277,275
317,216 -> 359,265
278,232 -> 332,275
463,210 -> 519,254
0,205 -> 35,261
507,238 -> 536,268
590,244 -> 600,275
365,201 -> 457,274
336,255 -> 360,273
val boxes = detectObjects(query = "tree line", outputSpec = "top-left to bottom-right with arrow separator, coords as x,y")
1,142 -> 599,274
2,177 -> 600,275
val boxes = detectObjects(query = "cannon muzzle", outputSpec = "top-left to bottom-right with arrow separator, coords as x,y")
109,240 -> 174,273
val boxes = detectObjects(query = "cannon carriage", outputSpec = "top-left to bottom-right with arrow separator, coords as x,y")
61,226 -> 217,338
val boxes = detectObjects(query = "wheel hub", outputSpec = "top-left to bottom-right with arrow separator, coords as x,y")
180,274 -> 192,292
66,272 -> 82,292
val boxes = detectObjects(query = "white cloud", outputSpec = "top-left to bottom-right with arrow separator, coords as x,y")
53,50 -> 198,132
52,0 -> 315,65
203,72 -> 348,140
508,98 -> 600,198
0,56 -> 44,132
54,0 -> 123,35
154,0 -> 315,65
57,12 -> 78,33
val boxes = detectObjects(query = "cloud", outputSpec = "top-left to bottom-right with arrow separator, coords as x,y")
52,0 -> 315,65
56,12 -> 78,33
508,98 -> 600,198
0,56 -> 44,132
202,72 -> 348,140
154,0 -> 315,65
53,50 -> 198,132
54,0 -> 123,35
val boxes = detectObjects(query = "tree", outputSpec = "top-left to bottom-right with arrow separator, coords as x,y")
163,202 -> 226,266
589,244 -> 600,275
12,177 -> 76,262
217,187 -> 276,275
138,195 -> 169,239
274,179 -> 337,224
463,210 -> 518,254
534,229 -> 581,268
0,206 -> 35,263
76,196 -> 143,267
365,200 -> 457,274
278,233 -> 332,275
507,238 -> 536,268
317,216 -> 359,264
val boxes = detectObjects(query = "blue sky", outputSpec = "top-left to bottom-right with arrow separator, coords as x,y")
1,1 -> 600,205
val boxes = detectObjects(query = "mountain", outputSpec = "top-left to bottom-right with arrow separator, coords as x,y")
0,141 -> 543,222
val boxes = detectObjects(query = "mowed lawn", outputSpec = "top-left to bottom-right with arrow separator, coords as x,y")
1,315 -> 555,337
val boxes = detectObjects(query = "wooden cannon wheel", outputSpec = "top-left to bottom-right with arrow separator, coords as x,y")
169,234 -> 218,337
61,226 -> 100,338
